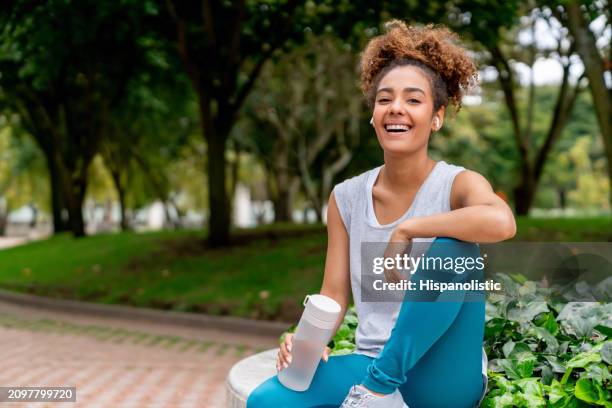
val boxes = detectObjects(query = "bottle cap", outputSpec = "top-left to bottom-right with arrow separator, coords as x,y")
303,294 -> 341,324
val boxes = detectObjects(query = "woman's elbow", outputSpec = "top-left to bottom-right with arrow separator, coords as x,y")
497,212 -> 516,241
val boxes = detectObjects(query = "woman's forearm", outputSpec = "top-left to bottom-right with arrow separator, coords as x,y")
397,204 -> 516,243
319,285 -> 350,344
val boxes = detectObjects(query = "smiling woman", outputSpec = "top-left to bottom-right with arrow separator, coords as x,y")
247,20 -> 516,408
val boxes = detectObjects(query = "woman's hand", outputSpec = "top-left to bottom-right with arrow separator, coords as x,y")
382,222 -> 414,283
276,333 -> 332,372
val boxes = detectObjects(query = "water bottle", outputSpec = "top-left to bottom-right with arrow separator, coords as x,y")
278,294 -> 341,391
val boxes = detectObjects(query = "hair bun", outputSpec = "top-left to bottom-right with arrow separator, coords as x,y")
360,20 -> 478,113
384,19 -> 408,33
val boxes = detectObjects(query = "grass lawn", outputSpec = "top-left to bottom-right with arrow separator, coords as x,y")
0,217 -> 610,322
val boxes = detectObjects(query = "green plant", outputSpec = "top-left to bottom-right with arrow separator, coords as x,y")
280,274 -> 611,407
481,273 -> 611,407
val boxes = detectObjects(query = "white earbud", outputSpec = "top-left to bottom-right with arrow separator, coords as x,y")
433,118 -> 440,130
370,117 -> 374,126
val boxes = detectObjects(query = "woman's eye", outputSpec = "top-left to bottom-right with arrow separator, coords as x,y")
378,98 -> 390,103
407,99 -> 420,104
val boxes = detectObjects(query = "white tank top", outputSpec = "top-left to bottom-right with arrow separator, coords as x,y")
332,160 -> 466,357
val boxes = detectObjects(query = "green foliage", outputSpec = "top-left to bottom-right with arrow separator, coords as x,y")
290,273 -> 611,407
481,274 -> 611,406
0,124 -> 49,213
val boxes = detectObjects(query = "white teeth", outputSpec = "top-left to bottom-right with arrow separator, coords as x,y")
385,124 -> 410,131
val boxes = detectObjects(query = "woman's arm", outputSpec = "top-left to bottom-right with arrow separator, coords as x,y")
319,191 -> 352,340
277,192 -> 351,370
392,170 -> 516,243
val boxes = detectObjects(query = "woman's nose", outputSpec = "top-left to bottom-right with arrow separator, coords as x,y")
389,97 -> 405,114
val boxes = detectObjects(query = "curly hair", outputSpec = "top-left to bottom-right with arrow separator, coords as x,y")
360,20 -> 479,114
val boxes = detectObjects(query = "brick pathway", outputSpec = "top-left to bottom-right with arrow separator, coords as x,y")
0,301 -> 282,407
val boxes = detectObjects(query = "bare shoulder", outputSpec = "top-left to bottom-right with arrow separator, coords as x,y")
450,169 -> 498,210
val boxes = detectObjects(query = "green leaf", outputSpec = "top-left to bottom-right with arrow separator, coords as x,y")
502,340 -> 515,358
509,273 -> 528,284
330,347 -> 354,356
489,391 -> 516,408
514,351 -> 536,378
509,342 -> 532,357
572,378 -> 611,405
566,350 -> 602,368
507,301 -> 549,323
544,355 -> 566,373
539,364 -> 553,385
492,374 -> 516,393
547,379 -> 567,404
515,377 -> 543,396
498,359 -> 522,380
499,351 -> 536,379
594,324 -> 612,338
532,326 -> 559,352
485,318 -> 507,338
535,312 -> 559,336
582,362 -> 612,384
600,341 -> 612,364
549,396 -> 580,408
334,323 -> 351,340
343,314 -> 358,325
334,339 -> 354,349
574,378 -> 598,403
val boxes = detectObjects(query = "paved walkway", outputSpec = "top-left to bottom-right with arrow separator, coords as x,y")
0,237 -> 28,250
0,300 -> 281,407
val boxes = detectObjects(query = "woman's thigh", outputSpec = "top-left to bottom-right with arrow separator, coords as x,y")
246,353 -> 373,408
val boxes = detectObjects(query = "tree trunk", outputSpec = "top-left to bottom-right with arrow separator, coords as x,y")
206,129 -> 230,245
29,203 -> 38,229
117,182 -> 128,231
109,168 -> 129,231
513,176 -> 536,215
229,142 -> 241,221
198,92 -> 231,247
564,0 -> 612,207
558,189 -> 567,210
272,152 -> 298,223
273,191 -> 290,222
66,175 -> 87,237
0,205 -> 7,237
46,155 -> 70,234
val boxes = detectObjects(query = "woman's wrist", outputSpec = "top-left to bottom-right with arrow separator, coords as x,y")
394,219 -> 416,242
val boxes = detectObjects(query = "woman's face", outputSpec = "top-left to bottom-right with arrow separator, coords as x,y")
372,65 -> 443,156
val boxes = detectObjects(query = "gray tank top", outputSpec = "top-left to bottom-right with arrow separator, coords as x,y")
332,160 -> 466,357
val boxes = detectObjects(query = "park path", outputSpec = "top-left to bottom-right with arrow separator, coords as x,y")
0,299 -> 281,407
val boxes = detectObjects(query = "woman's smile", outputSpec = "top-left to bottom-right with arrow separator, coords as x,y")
372,65 -> 439,155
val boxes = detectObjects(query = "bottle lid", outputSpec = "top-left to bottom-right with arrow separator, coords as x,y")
303,294 -> 341,323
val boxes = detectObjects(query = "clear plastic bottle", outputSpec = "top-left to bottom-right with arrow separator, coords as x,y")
278,294 -> 341,391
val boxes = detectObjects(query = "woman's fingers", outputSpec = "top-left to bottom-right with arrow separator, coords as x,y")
322,346 -> 331,362
277,334 -> 293,371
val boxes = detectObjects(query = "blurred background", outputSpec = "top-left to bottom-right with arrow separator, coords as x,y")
0,0 -> 610,320
0,2 -> 610,406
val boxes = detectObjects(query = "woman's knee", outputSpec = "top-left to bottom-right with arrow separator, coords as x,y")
430,236 -> 479,256
246,376 -> 285,408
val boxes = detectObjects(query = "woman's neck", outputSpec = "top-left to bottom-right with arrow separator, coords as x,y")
379,152 -> 437,193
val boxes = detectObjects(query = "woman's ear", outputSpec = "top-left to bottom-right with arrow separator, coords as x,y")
433,106 -> 445,131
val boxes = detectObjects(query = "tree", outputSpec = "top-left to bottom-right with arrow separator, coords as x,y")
0,123 -> 48,235
242,34 -> 362,222
162,0 -> 400,245
549,0 -> 611,206
0,0 -> 160,236
99,63 -> 196,231
449,2 -> 588,214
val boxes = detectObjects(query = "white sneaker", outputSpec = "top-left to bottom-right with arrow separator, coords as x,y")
340,384 -> 409,408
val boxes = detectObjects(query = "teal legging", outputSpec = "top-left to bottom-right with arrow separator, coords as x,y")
247,237 -> 487,408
